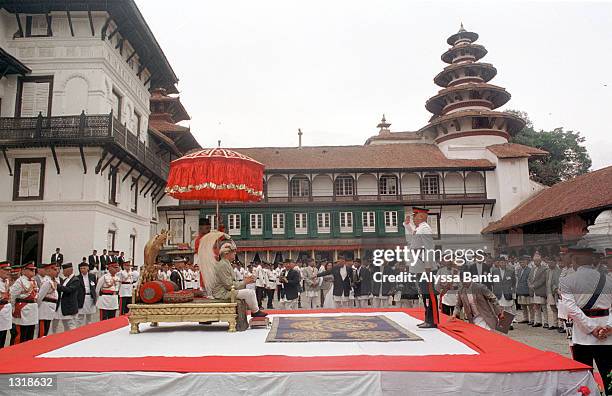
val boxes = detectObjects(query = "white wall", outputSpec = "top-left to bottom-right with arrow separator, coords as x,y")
0,11 -> 151,138
0,147 -> 156,266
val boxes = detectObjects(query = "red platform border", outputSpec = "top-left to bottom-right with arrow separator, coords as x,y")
0,308 -> 590,374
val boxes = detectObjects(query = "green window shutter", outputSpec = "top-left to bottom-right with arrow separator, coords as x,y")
376,210 -> 385,237
331,210 -> 340,238
354,210 -> 362,237
263,212 -> 272,239
308,211 -> 317,238
286,211 -> 295,239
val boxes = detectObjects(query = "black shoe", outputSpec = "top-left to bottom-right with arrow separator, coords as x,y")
252,310 -> 268,318
528,322 -> 534,326
509,325 -> 514,331
557,327 -> 565,333
543,324 -> 549,329
417,322 -> 427,328
419,323 -> 437,329
532,323 -> 542,328
548,326 -> 558,330
518,320 -> 529,324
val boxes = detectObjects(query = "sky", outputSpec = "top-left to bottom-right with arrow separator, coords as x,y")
136,0 -> 612,170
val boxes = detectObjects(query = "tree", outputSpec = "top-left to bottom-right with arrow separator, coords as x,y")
507,110 -> 592,186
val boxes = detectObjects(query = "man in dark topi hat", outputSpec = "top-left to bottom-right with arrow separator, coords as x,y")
56,263 -> 80,332
77,260 -> 98,327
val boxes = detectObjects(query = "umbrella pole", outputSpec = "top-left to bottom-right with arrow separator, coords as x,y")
216,200 -> 220,230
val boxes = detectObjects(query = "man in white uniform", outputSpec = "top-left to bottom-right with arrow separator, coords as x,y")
0,261 -> 13,348
117,261 -> 138,315
77,261 -> 97,326
559,246 -> 611,393
409,207 -> 439,328
36,263 -> 58,337
9,262 -> 38,344
96,261 -> 120,321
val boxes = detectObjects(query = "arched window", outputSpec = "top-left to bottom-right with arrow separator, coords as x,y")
290,176 -> 310,197
334,176 -> 354,196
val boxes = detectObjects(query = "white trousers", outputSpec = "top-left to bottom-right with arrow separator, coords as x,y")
51,319 -> 61,334
78,313 -> 96,327
356,299 -> 370,308
530,303 -> 542,324
59,317 -> 77,332
280,299 -> 298,310
301,295 -> 320,309
372,296 -> 390,308
546,304 -> 558,327
236,289 -> 259,312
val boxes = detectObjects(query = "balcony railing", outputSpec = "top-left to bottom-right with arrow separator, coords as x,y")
0,112 -> 169,179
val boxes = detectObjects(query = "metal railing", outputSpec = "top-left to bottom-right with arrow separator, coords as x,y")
0,112 -> 169,179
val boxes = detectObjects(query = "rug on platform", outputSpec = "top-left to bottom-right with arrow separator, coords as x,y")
265,315 -> 422,342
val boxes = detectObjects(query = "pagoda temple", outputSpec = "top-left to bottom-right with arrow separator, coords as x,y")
419,24 -> 526,155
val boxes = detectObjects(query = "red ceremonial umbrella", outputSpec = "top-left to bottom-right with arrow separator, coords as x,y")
165,147 -> 265,231
165,147 -> 264,202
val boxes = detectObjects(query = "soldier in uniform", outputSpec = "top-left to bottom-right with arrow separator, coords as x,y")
409,207 -> 439,328
559,246 -> 611,393
0,261 -> 12,348
264,263 -> 277,309
193,264 -> 202,290
96,261 -> 120,321
117,260 -> 138,315
185,260 -> 195,290
9,262 -> 39,344
36,262 -> 59,337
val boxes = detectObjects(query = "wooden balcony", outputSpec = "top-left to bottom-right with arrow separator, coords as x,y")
175,192 -> 491,208
0,112 -> 169,179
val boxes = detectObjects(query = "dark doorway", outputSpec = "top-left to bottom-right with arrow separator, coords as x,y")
7,224 -> 44,266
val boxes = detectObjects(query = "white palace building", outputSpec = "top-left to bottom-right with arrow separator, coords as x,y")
0,1 -> 199,266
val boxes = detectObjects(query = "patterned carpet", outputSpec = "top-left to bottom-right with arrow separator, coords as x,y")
266,315 -> 423,342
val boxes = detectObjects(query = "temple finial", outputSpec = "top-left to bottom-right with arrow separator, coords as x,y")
376,114 -> 391,134
458,22 -> 466,32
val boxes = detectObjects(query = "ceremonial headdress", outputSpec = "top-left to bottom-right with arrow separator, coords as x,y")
61,262 -> 73,269
0,261 -> 10,269
219,240 -> 237,255
23,262 -> 36,270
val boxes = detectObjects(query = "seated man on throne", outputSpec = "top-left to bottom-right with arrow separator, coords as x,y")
211,239 -> 267,318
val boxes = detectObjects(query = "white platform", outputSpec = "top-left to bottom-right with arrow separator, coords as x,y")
42,312 -> 476,358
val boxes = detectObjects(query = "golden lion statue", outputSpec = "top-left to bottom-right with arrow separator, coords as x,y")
132,230 -> 168,303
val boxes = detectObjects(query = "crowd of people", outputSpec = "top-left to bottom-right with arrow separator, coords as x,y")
0,247 -> 140,347
0,233 -> 610,390
221,249 -> 610,333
